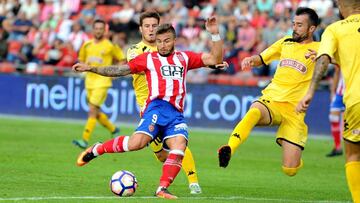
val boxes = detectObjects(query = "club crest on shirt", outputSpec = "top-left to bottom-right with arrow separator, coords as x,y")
160,65 -> 184,80
148,123 -> 155,132
279,59 -> 307,73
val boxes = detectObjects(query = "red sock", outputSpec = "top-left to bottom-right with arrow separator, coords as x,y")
330,121 -> 341,150
159,150 -> 184,188
96,136 -> 129,155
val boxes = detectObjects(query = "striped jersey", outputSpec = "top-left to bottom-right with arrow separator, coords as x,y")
128,51 -> 204,112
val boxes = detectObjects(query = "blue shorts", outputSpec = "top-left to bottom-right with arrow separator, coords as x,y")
330,93 -> 345,111
135,99 -> 188,149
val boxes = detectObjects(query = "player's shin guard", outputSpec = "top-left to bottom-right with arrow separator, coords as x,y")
82,117 -> 97,142
282,160 -> 303,177
95,136 -> 129,155
228,108 -> 261,154
182,147 -> 199,184
345,161 -> 360,203
159,150 -> 184,188
98,112 -> 116,133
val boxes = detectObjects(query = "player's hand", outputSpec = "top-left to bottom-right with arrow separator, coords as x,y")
205,16 -> 219,34
215,61 -> 229,70
305,49 -> 317,62
296,93 -> 313,113
72,63 -> 91,72
241,57 -> 254,70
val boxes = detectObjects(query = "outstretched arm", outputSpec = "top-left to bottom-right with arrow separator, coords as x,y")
201,16 -> 223,66
72,63 -> 132,77
296,55 -> 331,113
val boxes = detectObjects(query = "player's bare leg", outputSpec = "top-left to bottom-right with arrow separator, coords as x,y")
218,102 -> 269,168
281,140 -> 303,176
344,141 -> 360,202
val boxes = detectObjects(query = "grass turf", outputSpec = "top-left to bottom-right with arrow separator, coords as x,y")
0,117 -> 352,202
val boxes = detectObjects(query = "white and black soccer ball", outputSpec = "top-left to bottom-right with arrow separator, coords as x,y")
110,170 -> 138,197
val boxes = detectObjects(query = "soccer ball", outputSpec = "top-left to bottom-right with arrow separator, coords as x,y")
110,170 -> 138,197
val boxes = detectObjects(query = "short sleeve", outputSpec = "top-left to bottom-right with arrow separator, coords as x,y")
112,44 -> 125,61
183,51 -> 205,70
317,26 -> 337,59
127,52 -> 148,73
260,37 -> 286,65
126,45 -> 140,62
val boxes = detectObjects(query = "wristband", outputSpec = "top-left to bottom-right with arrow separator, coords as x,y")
211,34 -> 221,42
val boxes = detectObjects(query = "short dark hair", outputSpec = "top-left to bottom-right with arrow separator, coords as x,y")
156,23 -> 176,38
295,7 -> 320,27
93,19 -> 106,27
139,11 -> 160,26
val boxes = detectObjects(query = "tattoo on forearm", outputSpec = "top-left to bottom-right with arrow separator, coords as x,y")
90,65 -> 131,77
310,56 -> 330,92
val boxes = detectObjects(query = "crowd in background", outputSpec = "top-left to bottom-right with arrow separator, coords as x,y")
0,0 -> 339,85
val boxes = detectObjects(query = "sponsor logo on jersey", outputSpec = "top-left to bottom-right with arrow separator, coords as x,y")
148,123 -> 155,132
279,59 -> 307,73
160,65 -> 184,80
352,129 -> 360,135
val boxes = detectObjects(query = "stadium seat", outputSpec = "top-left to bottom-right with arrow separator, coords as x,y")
216,74 -> 233,85
0,62 -> 16,73
40,65 -> 55,76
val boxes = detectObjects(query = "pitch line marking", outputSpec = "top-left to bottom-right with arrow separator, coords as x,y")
0,196 -> 351,202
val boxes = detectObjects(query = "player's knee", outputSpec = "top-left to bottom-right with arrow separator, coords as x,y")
128,135 -> 149,151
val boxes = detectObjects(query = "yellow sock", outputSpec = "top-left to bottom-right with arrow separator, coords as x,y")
282,159 -> 303,176
82,117 -> 97,142
97,112 -> 116,133
345,161 -> 360,203
228,108 -> 261,154
182,147 -> 198,184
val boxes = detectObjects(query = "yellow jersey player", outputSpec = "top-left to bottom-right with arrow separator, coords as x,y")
297,0 -> 360,201
126,11 -> 202,194
73,19 -> 126,149
218,7 -> 320,177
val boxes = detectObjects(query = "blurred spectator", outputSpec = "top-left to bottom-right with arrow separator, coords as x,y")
8,11 -> 32,41
250,10 -> 268,29
256,0 -> 274,14
0,27 -> 8,60
19,0 -> 39,20
181,16 -> 201,40
40,0 -> 54,22
44,38 -> 63,65
56,41 -> 77,68
68,21 -> 89,52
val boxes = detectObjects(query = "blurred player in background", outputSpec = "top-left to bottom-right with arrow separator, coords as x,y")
72,19 -> 126,149
127,11 -> 202,194
297,0 -> 360,201
327,66 -> 345,157
218,7 -> 320,177
74,18 -> 223,199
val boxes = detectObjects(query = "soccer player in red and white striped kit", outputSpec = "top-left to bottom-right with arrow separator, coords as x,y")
72,16 -> 224,199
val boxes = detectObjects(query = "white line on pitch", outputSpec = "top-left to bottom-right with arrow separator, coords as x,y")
0,196 -> 351,202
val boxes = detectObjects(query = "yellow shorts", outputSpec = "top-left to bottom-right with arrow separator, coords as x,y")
86,88 -> 109,107
256,96 -> 308,149
343,102 -> 360,143
149,136 -> 163,153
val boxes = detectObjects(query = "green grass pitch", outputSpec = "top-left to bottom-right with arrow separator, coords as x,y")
0,117 -> 352,202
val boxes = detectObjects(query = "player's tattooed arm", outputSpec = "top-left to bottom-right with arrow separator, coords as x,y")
72,63 -> 131,77
89,65 -> 132,77
308,55 -> 331,94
